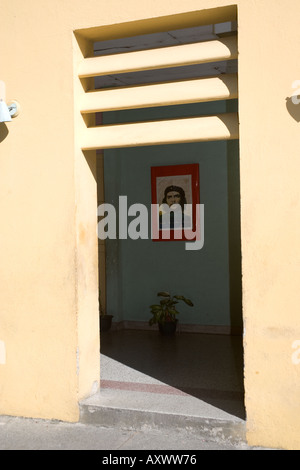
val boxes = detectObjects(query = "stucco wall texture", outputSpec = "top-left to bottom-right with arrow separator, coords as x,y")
1,0 -> 300,450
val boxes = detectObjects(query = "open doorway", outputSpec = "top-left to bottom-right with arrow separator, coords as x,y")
97,136 -> 244,420
94,22 -> 244,421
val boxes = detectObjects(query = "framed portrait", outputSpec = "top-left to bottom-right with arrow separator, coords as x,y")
151,163 -> 200,241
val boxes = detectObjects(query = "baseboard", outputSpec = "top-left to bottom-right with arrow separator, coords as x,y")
110,320 -> 242,336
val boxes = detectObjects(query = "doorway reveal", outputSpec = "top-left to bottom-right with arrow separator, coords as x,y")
76,11 -> 244,428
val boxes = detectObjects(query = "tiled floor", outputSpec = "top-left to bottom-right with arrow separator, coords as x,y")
100,329 -> 245,421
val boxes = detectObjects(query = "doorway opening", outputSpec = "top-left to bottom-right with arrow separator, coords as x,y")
91,21 -> 244,421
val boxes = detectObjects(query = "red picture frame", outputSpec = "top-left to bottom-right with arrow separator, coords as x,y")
151,163 -> 200,241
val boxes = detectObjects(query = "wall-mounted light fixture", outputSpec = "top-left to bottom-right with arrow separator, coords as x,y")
0,100 -> 20,123
0,99 -> 12,122
0,80 -> 20,123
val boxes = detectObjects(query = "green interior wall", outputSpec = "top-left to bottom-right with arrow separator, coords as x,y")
101,100 -> 242,329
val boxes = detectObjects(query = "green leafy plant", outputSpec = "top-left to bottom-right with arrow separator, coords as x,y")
149,291 -> 193,326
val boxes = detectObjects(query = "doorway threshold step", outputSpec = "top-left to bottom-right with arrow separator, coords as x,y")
79,387 -> 246,446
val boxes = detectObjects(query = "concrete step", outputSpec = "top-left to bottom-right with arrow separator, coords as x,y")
79,386 -> 246,446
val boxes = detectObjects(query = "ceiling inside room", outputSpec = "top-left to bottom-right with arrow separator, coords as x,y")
94,22 -> 238,88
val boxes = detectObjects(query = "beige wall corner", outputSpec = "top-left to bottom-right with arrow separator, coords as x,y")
238,0 -> 300,450
0,0 -> 101,422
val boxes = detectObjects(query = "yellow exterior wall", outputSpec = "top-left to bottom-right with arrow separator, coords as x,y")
0,0 -> 300,449
237,1 -> 300,450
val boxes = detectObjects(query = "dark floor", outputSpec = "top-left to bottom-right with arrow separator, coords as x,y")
100,329 -> 245,421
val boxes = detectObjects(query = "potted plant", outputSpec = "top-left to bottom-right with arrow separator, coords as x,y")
99,292 -> 113,332
149,291 -> 193,336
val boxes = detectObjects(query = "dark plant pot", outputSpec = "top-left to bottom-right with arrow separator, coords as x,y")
100,315 -> 113,332
158,320 -> 178,336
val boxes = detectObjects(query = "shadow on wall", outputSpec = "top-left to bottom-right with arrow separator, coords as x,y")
0,123 -> 9,143
286,96 -> 300,122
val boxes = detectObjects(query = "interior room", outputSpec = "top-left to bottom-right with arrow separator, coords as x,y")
94,22 -> 244,422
